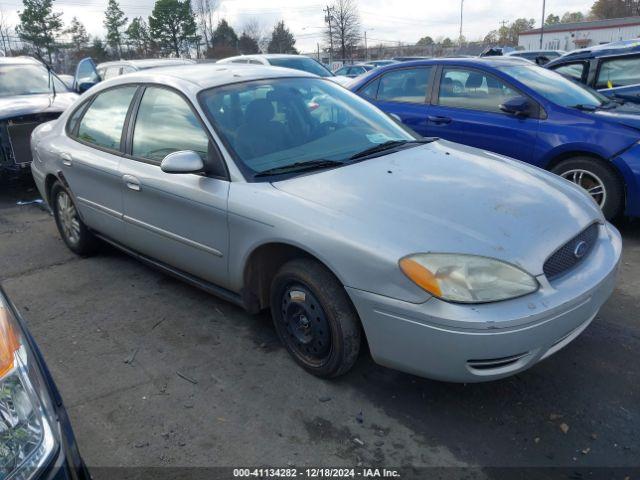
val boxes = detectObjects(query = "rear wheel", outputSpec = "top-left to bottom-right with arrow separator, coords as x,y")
51,182 -> 99,256
270,258 -> 361,378
551,157 -> 624,220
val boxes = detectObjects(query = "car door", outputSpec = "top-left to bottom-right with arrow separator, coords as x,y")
61,85 -> 138,242
594,54 -> 640,90
548,61 -> 589,84
426,66 -> 540,162
359,66 -> 434,136
119,85 -> 230,287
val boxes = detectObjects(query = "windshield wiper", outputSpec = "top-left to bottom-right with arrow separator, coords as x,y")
348,138 -> 436,161
254,159 -> 343,178
571,104 -> 598,111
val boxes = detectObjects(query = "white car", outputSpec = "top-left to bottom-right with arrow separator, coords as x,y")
217,54 -> 352,86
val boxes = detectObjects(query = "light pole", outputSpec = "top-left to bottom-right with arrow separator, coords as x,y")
459,0 -> 464,46
363,29 -> 374,61
540,0 -> 546,49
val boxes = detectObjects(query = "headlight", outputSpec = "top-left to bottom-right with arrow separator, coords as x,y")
0,295 -> 57,479
399,253 -> 539,303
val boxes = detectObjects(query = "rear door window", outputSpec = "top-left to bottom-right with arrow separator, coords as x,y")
376,67 -> 432,104
75,86 -> 137,150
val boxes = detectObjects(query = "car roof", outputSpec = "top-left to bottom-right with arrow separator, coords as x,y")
0,56 -> 42,65
552,39 -> 640,62
220,54 -> 310,62
97,58 -> 196,69
377,57 -> 533,68
93,63 -> 315,95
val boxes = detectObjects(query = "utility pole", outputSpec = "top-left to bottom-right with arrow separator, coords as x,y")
540,0 -> 546,49
317,42 -> 320,61
459,0 -> 464,46
324,5 -> 334,68
364,31 -> 368,61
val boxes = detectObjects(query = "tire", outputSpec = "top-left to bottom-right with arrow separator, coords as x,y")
551,157 -> 624,220
51,182 -> 99,256
270,258 -> 361,378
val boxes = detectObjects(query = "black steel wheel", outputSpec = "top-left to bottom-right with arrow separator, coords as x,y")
270,258 -> 361,378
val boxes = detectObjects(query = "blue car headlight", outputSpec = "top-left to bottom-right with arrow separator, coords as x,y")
0,296 -> 57,479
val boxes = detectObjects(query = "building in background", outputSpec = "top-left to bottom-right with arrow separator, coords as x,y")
519,17 -> 640,51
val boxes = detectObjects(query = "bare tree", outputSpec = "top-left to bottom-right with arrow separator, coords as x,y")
325,0 -> 360,60
194,0 -> 218,50
0,9 -> 15,55
242,18 -> 266,52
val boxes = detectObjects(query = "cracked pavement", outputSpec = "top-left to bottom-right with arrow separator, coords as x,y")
0,176 -> 638,478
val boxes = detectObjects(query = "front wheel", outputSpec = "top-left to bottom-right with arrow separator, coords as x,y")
51,182 -> 99,256
270,258 -> 361,378
551,157 -> 624,220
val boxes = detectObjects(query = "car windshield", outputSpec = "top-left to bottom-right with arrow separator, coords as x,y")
500,64 -> 607,108
199,77 -> 416,177
0,64 -> 68,97
268,57 -> 334,77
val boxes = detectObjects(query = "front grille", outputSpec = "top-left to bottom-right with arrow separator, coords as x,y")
543,223 -> 599,281
2,113 -> 61,166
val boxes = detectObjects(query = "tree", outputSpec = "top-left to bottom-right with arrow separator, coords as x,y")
483,30 -> 498,44
416,35 -> 434,46
242,18 -> 266,51
66,16 -> 88,52
545,13 -> 560,25
561,11 -> 585,23
207,18 -> 238,57
325,0 -> 360,60
591,0 -> 639,19
441,37 -> 453,47
16,0 -> 63,62
104,0 -> 127,57
87,37 -> 109,62
0,9 -> 15,55
149,0 -> 198,57
238,32 -> 259,54
194,0 -> 218,50
126,16 -> 151,56
267,20 -> 297,54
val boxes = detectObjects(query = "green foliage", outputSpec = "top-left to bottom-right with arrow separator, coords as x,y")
441,37 -> 453,47
238,32 -> 259,54
591,0 -> 639,19
16,0 -> 63,61
88,37 -> 109,62
149,0 -> 198,57
104,0 -> 127,56
126,16 -> 151,55
561,11 -> 585,23
66,16 -> 88,52
545,14 -> 560,25
416,36 -> 434,46
267,20 -> 297,54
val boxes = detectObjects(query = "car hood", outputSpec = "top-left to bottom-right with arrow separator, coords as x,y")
591,101 -> 640,129
273,140 -> 603,276
0,92 -> 78,121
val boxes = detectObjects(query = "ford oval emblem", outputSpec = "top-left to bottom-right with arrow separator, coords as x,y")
574,240 -> 588,259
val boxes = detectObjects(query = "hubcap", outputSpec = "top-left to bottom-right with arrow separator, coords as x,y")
281,284 -> 331,363
57,191 -> 80,245
561,169 -> 607,208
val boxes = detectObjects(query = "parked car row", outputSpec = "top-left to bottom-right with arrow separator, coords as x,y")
350,57 -> 640,220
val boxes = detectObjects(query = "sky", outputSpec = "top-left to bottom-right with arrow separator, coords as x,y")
0,0 -> 594,52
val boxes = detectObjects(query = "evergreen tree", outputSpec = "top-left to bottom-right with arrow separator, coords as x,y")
238,32 -> 259,54
104,0 -> 127,57
126,16 -> 151,56
66,16 -> 88,52
16,0 -> 63,62
267,21 -> 297,54
149,0 -> 197,57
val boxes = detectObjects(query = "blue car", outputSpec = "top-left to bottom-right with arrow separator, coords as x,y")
349,58 -> 640,220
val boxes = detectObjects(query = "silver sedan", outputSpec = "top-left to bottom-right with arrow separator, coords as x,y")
30,63 -> 621,382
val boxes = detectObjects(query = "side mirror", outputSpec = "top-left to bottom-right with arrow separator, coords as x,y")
77,81 -> 97,93
500,96 -> 531,117
161,151 -> 205,174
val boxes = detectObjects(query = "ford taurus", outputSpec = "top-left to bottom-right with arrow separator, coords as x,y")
30,64 -> 621,382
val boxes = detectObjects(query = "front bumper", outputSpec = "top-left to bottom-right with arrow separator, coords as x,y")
347,223 -> 622,382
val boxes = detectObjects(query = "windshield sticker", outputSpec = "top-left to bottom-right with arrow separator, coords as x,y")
366,133 -> 395,144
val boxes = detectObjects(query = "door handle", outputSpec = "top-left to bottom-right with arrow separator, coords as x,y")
60,152 -> 73,166
427,115 -> 452,125
122,174 -> 141,191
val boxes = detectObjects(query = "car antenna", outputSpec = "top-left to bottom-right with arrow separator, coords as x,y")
34,51 -> 57,101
